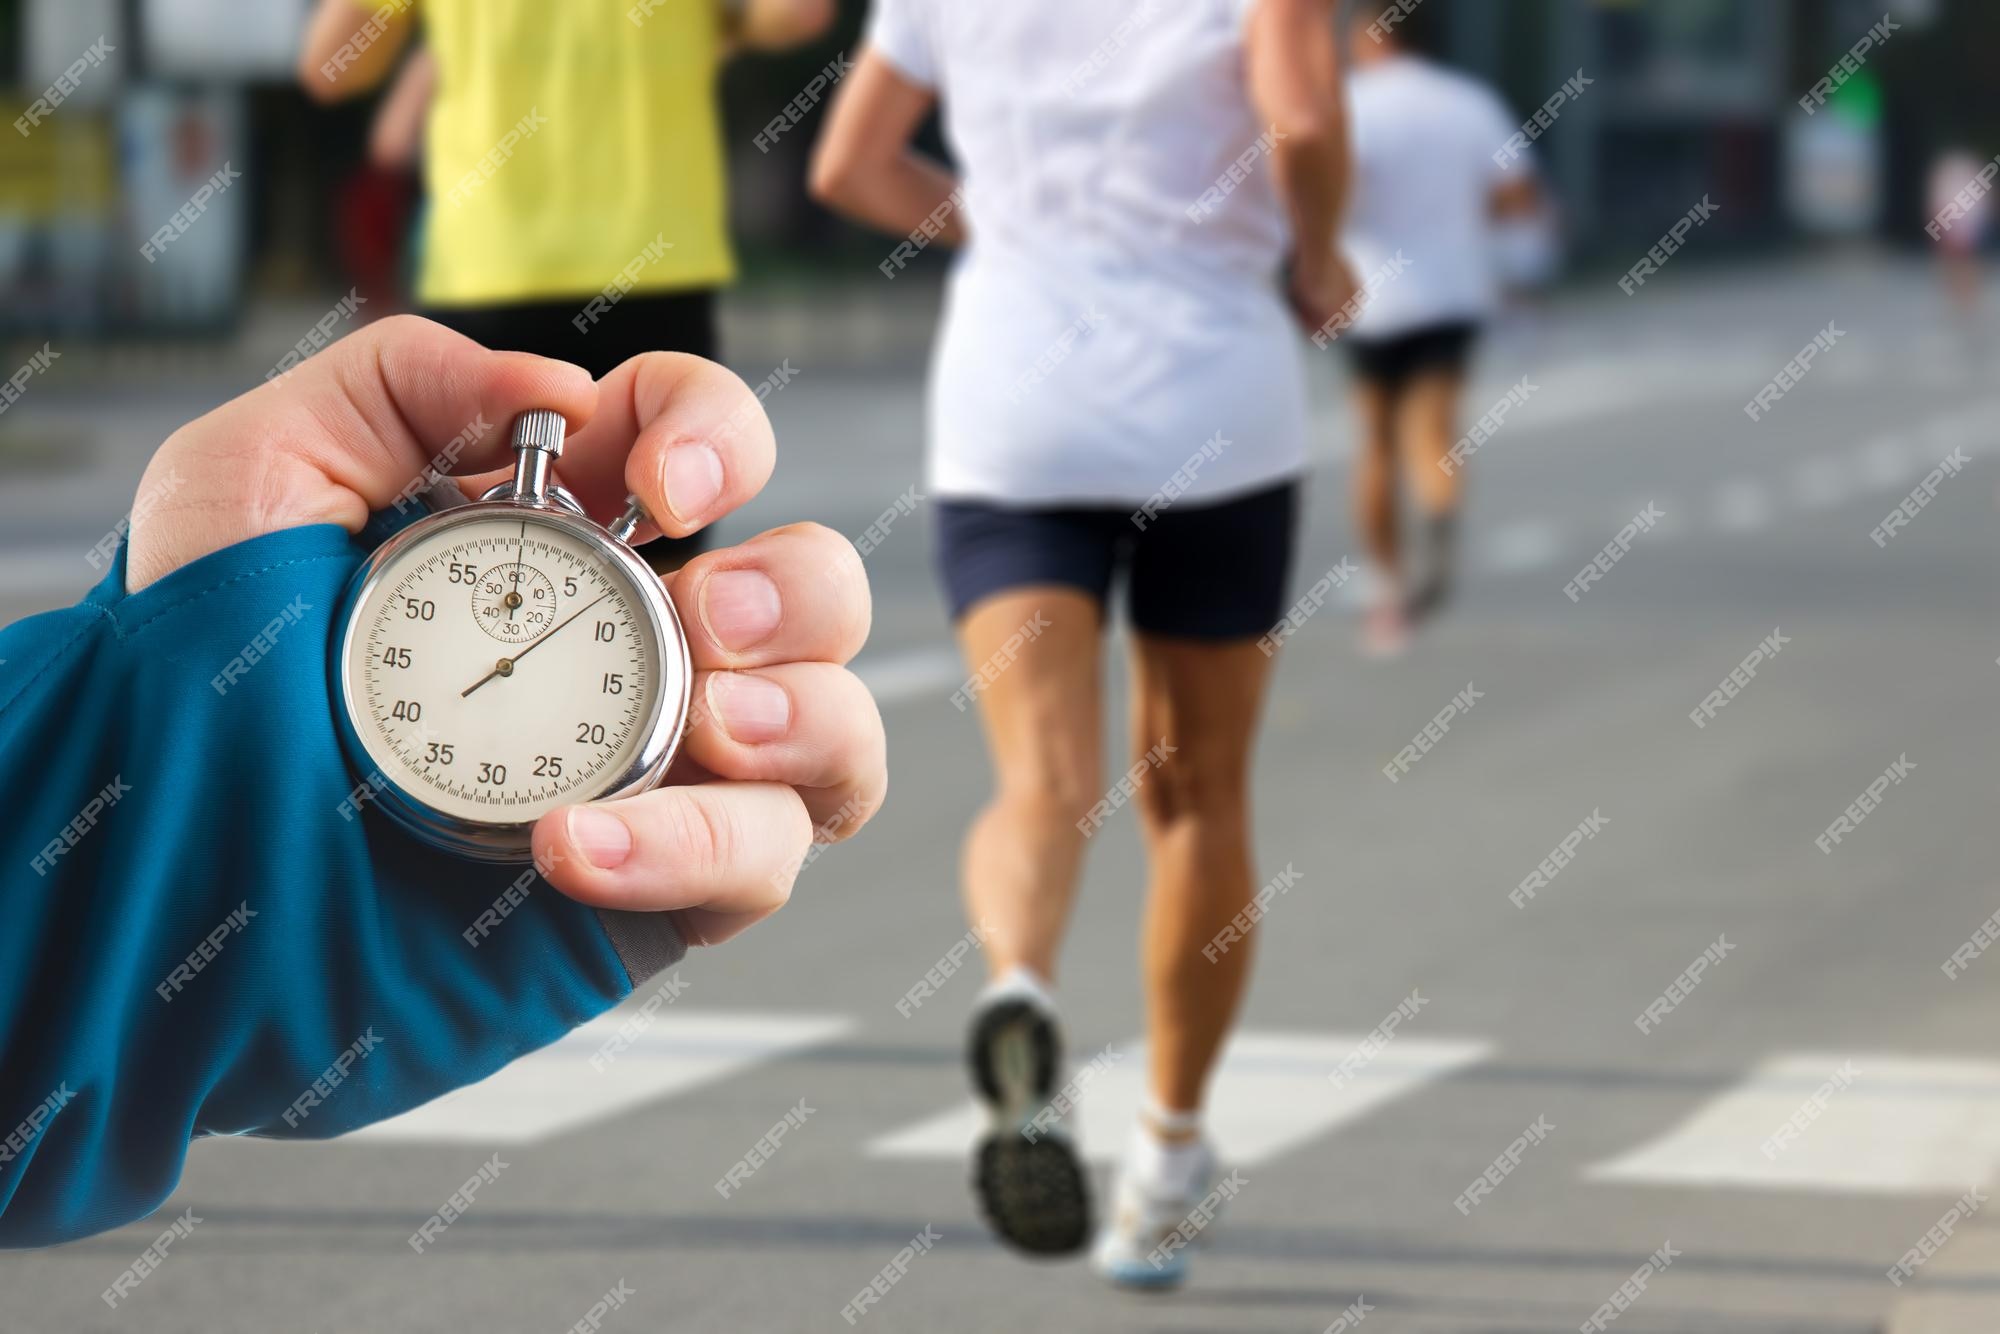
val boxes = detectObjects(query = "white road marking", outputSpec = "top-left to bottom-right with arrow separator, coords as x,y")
853,645 -> 964,705
1485,519 -> 1563,573
346,1009 -> 853,1145
1528,372 -> 1670,432
1859,436 -> 1915,488
1587,1053 -> 2000,1194
1306,345 -> 1761,469
865,1030 -> 1491,1167
1710,479 -> 1772,533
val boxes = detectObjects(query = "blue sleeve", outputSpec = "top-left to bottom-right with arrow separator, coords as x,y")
0,521 -> 684,1248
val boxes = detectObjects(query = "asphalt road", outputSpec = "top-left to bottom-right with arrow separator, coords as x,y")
2,256 -> 1998,1333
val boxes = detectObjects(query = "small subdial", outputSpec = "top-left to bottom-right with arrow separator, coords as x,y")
470,562 -> 557,643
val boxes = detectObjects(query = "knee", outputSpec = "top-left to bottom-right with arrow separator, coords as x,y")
1134,753 -> 1249,830
993,754 -> 1104,834
1358,430 -> 1398,469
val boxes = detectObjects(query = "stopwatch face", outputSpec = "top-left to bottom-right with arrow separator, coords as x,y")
339,511 -> 678,831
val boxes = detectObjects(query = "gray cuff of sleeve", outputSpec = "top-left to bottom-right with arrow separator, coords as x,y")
595,909 -> 687,986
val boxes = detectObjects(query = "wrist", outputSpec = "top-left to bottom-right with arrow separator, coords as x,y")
1289,248 -> 1335,284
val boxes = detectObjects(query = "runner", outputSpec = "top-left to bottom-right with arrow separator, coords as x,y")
1927,147 -> 1991,339
1338,6 -> 1542,653
300,0 -> 833,560
812,0 -> 1346,1288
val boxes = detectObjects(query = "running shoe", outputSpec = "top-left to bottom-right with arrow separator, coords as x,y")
1403,511 -> 1459,627
1091,1137 -> 1222,1290
967,988 -> 1092,1256
1361,597 -> 1410,657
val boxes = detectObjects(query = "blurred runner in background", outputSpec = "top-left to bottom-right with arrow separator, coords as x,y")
812,0 -> 1346,1290
332,47 -> 432,313
300,0 -> 833,559
1927,146 -> 1991,337
1339,4 -> 1544,654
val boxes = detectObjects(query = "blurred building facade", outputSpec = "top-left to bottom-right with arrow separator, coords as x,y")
1435,0 -> 1989,260
0,0 -> 1990,338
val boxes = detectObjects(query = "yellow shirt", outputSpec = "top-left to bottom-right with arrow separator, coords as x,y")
416,0 -> 735,307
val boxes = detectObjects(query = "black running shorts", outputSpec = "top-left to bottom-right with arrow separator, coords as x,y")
1343,320 -> 1482,391
932,480 -> 1301,640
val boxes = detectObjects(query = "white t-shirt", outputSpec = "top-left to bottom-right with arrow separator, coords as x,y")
866,0 -> 1308,506
1341,55 -> 1528,341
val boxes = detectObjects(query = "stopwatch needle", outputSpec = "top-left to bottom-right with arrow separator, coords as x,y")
459,658 -> 512,698
460,591 -> 611,698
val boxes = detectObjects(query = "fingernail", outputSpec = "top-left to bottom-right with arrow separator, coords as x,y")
709,671 -> 792,743
661,443 -> 724,527
701,569 -> 782,652
567,806 -> 633,870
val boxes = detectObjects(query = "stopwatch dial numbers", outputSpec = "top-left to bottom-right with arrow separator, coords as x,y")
352,520 -> 663,824
469,561 -> 557,643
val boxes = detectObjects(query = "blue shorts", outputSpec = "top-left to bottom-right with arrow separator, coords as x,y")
932,480 -> 1301,640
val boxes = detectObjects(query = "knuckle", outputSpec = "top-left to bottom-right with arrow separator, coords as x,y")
772,516 -> 844,552
240,448 -> 308,536
631,354 -> 773,460
639,348 -> 750,399
362,313 -> 437,358
374,312 -> 432,339
660,789 -> 742,881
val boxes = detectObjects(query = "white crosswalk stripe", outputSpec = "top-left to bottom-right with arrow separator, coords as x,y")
865,1030 -> 1491,1167
1587,1053 -> 2000,1194
854,644 -> 964,704
1710,478 -> 1773,532
310,1013 -> 2000,1199
346,1009 -> 854,1145
1485,518 -> 1563,573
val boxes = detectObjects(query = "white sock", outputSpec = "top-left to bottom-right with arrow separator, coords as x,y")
976,964 -> 1056,1015
1129,1108 -> 1207,1199
1141,1096 -> 1202,1137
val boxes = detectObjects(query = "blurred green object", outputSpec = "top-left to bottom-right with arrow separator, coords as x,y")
1830,67 -> 1883,129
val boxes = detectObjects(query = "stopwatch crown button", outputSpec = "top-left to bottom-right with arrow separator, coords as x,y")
511,409 -> 567,458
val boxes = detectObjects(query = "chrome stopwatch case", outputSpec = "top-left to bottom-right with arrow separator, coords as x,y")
333,410 -> 692,861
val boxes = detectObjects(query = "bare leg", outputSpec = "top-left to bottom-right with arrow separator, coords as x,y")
1397,369 -> 1466,518
1350,378 -> 1402,578
1396,370 -> 1467,619
1351,377 -> 1411,651
957,587 -> 1105,983
1128,633 -> 1278,1116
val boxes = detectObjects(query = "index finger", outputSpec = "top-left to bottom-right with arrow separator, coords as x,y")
126,315 -> 599,592
492,352 -> 779,541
